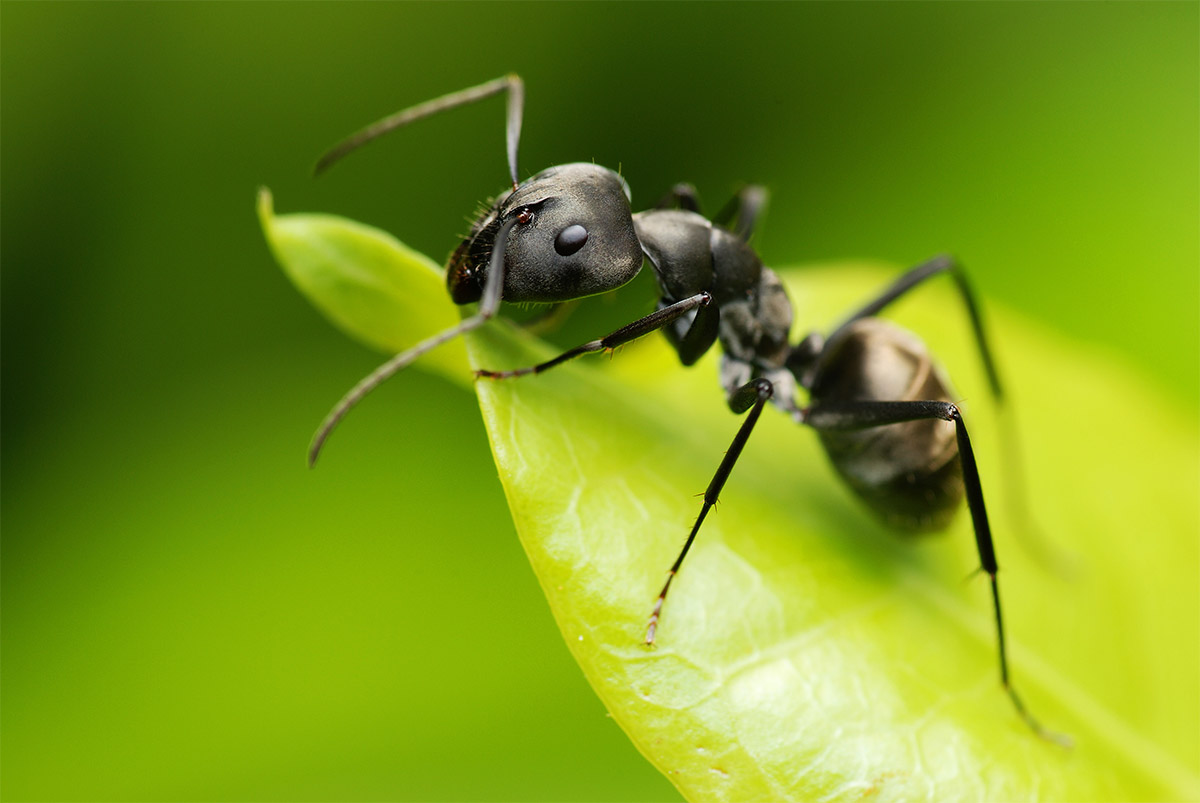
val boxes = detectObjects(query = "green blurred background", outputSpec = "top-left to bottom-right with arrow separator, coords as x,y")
3,3 -> 1196,801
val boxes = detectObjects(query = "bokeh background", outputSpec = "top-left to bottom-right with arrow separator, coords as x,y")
3,3 -> 1196,801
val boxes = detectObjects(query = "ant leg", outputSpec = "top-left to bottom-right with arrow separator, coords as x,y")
476,292 -> 712,379
663,296 -> 720,366
804,399 -> 1070,746
655,184 -> 768,242
826,255 -> 1002,399
712,185 -> 768,242
316,74 -> 524,189
647,378 -> 774,644
825,258 -> 1072,574
308,218 -> 519,466
656,183 -> 702,212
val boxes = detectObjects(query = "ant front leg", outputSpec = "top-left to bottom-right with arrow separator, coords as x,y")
804,399 -> 1070,746
475,292 -> 711,379
647,377 -> 774,644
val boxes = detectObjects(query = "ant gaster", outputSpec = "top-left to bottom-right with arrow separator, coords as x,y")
309,75 -> 1067,745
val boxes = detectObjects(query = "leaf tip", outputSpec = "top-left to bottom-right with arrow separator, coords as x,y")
256,186 -> 275,228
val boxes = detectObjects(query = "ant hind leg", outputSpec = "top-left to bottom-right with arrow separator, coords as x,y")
804,398 -> 1071,746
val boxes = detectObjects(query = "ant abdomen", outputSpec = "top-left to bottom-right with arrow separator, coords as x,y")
810,318 -> 964,532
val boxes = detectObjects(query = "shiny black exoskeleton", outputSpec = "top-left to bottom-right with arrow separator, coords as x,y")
307,75 -> 1066,745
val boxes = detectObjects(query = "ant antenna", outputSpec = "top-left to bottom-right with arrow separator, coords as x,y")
314,74 -> 524,189
307,218 -> 517,467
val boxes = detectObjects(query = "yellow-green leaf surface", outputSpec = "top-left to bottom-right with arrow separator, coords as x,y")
258,188 -> 467,381
263,203 -> 1199,801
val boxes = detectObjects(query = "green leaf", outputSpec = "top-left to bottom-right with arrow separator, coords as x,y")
468,271 -> 1199,801
262,202 -> 1199,801
257,187 -> 468,383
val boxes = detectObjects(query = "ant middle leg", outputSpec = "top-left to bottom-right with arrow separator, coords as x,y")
646,377 -> 775,644
804,398 -> 1070,745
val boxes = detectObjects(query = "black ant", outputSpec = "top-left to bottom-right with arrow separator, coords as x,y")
308,74 -> 1067,746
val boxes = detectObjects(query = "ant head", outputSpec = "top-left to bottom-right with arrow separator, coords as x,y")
447,163 -> 644,304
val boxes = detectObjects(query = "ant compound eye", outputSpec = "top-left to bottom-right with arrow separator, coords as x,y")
517,208 -> 535,225
554,224 -> 589,256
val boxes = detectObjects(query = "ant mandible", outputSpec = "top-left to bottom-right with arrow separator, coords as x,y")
308,74 -> 1067,745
